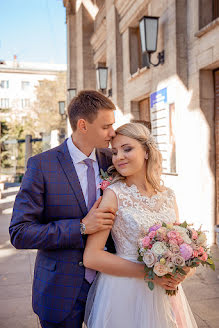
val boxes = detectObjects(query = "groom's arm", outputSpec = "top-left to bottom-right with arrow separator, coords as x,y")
9,156 -> 84,250
83,189 -> 145,278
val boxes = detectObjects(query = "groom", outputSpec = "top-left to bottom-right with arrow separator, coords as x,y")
9,90 -> 116,327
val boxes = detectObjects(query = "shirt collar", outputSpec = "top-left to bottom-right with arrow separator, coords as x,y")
67,136 -> 97,164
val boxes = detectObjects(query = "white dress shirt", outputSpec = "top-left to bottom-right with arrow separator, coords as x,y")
67,137 -> 101,208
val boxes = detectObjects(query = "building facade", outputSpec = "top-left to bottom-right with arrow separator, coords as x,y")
0,56 -> 66,122
63,0 -> 219,243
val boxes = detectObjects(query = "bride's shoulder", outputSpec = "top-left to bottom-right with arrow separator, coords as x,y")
162,187 -> 176,200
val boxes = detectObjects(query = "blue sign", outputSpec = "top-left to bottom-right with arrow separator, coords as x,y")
150,88 -> 167,108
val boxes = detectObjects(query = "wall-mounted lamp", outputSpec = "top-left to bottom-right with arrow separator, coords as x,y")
139,16 -> 164,67
96,66 -> 108,92
58,101 -> 66,119
67,88 -> 76,104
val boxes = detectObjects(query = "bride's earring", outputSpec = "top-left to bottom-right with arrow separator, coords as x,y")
145,153 -> 148,160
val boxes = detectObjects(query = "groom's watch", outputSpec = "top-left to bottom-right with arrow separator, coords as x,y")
80,222 -> 86,235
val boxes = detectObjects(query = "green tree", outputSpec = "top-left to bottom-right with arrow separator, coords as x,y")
31,72 -> 66,134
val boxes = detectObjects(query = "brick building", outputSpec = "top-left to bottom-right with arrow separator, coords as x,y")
63,0 -> 219,243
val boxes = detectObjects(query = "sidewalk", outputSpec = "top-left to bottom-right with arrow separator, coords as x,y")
0,187 -> 219,327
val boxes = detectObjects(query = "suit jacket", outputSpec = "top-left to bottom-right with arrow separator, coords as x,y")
9,139 -> 115,323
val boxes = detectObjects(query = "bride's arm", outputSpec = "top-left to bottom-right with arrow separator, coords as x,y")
83,188 -> 145,278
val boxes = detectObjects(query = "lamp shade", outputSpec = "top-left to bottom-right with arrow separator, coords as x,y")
67,88 -> 76,103
139,16 -> 159,53
96,67 -> 108,90
58,101 -> 65,115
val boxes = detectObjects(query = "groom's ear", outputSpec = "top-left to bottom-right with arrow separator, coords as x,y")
77,118 -> 88,133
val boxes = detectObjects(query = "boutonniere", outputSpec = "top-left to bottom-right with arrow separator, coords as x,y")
98,168 -> 113,191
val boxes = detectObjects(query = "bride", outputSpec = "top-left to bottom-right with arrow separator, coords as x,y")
83,123 -> 197,328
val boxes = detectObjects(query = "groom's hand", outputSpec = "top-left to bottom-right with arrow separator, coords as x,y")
82,197 -> 116,234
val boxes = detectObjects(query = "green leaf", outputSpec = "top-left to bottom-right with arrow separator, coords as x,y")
210,263 -> 215,271
148,281 -> 154,291
178,268 -> 186,275
181,221 -> 188,228
207,258 -> 214,265
162,222 -> 167,227
137,255 -> 143,262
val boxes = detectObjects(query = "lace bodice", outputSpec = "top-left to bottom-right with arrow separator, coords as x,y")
107,182 -> 176,259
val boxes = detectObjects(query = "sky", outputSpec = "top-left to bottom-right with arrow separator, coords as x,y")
0,0 -> 67,64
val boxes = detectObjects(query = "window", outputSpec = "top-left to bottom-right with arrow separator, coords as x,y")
21,81 -> 30,90
131,98 -> 151,130
129,27 -> 149,75
21,99 -> 30,108
1,80 -> 9,88
0,98 -> 9,108
199,0 -> 219,29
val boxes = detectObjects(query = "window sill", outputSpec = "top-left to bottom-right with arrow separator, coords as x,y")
195,17 -> 219,38
128,66 -> 148,82
162,172 -> 178,177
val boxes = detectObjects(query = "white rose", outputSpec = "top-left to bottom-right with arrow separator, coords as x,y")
153,262 -> 169,276
172,254 -> 185,267
174,226 -> 192,244
151,242 -> 168,256
143,250 -> 157,267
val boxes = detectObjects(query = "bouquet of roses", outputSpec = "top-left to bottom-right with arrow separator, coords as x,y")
138,221 -> 215,295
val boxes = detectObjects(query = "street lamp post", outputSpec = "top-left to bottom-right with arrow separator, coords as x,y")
139,16 -> 165,67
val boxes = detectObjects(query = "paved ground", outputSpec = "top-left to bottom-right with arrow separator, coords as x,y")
0,186 -> 219,327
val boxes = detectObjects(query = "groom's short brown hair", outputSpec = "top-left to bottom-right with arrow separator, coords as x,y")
68,90 -> 115,131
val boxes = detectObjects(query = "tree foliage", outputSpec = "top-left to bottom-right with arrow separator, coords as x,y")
31,72 -> 66,134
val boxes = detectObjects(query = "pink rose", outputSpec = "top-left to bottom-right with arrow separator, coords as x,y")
191,230 -> 198,240
99,180 -> 111,191
167,231 -> 180,240
149,224 -> 162,232
148,231 -> 156,239
179,243 -> 193,261
142,236 -> 151,248
200,252 -> 208,262
176,236 -> 184,245
169,238 -> 178,245
198,247 -> 204,255
193,250 -> 199,257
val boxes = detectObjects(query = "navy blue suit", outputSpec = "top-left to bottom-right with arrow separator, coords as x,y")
9,140 -> 114,326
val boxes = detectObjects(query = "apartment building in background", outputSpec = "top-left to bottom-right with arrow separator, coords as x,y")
0,56 -> 66,122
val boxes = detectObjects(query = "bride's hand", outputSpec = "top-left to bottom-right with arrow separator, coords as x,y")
172,266 -> 196,284
153,275 -> 178,291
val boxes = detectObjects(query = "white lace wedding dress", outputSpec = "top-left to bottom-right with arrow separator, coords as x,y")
84,182 -> 197,328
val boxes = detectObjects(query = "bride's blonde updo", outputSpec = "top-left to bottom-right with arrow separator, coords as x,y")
108,122 -> 165,192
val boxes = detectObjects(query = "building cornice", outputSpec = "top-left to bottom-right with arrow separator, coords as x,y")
115,0 -> 149,34
0,68 -> 66,75
63,0 -> 75,15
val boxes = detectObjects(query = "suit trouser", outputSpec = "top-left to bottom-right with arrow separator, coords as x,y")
40,279 -> 90,328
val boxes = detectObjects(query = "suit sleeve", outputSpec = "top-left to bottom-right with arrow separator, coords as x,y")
9,157 -> 84,250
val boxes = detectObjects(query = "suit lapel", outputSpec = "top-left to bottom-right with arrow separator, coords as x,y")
57,140 -> 87,216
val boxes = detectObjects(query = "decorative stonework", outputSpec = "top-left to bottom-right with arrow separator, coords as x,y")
195,17 -> 219,38
63,0 -> 75,16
